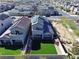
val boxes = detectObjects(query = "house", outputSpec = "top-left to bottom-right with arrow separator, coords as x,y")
73,6 -> 79,15
70,5 -> 74,11
31,15 -> 57,40
37,4 -> 59,16
8,5 -> 35,16
0,3 -> 15,13
0,14 -> 12,36
0,16 -> 31,46
64,2 -> 71,9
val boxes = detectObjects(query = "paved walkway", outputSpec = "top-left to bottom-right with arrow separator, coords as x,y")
54,43 -> 64,55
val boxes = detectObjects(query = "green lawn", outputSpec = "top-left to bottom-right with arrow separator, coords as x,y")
31,43 -> 57,54
0,47 -> 21,55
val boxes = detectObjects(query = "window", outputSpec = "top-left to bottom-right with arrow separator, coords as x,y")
15,30 -> 23,35
11,30 -> 23,35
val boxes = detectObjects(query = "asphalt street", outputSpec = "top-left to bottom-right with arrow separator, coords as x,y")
57,9 -> 79,20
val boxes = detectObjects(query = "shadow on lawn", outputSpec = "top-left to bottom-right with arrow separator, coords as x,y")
0,45 -> 23,50
31,39 -> 55,50
32,40 -> 41,50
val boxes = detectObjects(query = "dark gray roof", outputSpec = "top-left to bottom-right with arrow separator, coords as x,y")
12,16 -> 31,30
31,15 -> 44,30
31,16 -> 55,40
0,14 -> 9,20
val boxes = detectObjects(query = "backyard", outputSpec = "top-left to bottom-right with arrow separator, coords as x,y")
0,47 -> 21,55
31,43 -> 57,54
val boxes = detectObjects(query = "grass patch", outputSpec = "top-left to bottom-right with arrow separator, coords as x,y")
31,43 -> 57,54
0,47 -> 21,55
60,16 -> 79,36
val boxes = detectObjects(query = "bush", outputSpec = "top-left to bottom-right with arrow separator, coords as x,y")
66,9 -> 70,12
74,29 -> 79,36
60,6 -> 64,10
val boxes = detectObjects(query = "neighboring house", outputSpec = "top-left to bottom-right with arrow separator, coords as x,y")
8,5 -> 35,16
0,16 -> 31,46
74,7 -> 79,15
9,16 -> 31,45
0,14 -> 12,36
66,5 -> 71,9
69,5 -> 75,13
0,3 -> 15,13
62,1 -> 79,15
0,0 -> 15,2
65,2 -> 72,9
37,4 -> 59,16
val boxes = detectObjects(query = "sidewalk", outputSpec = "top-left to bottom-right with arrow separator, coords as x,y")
54,41 -> 67,55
